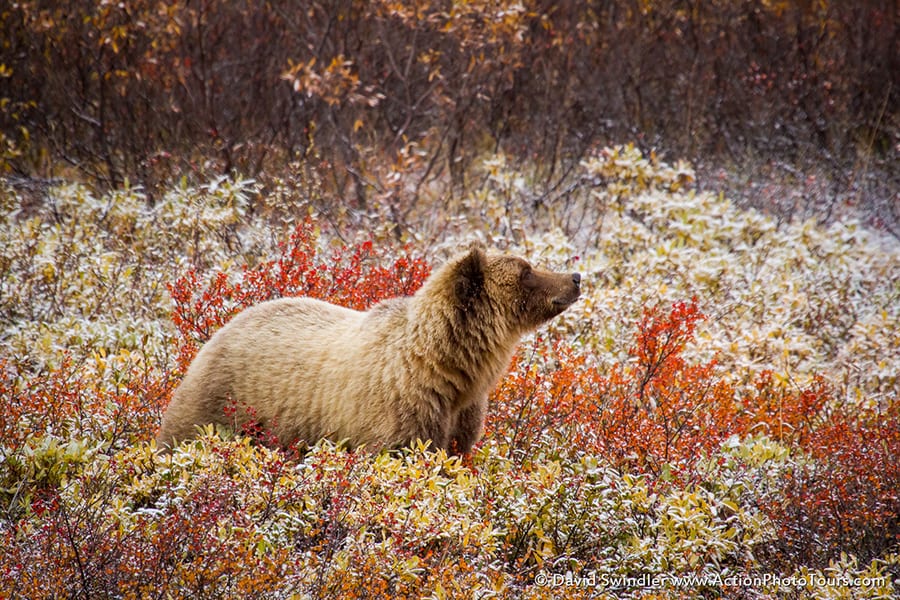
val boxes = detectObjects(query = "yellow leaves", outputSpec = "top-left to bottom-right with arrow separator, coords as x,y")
283,55 -> 383,108
643,487 -> 746,571
418,48 -> 441,66
418,49 -> 444,81
723,434 -> 792,469
40,261 -> 57,283
581,144 -> 697,198
1,121 -> 897,594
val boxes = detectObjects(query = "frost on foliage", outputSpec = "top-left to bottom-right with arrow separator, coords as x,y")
1,178 -> 267,371
774,553 -> 899,599
2,434 -> 781,598
2,149 -> 897,598
443,145 -> 898,400
582,147 -> 899,398
469,442 -> 771,591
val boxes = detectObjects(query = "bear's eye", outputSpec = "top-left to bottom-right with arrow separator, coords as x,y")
520,265 -> 534,283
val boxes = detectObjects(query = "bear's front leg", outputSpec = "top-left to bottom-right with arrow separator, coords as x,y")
448,400 -> 486,455
406,399 -> 454,452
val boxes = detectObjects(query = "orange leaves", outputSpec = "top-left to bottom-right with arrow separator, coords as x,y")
631,297 -> 706,408
745,371 -> 831,446
0,357 -> 79,447
283,56 -> 384,108
168,217 -> 430,369
488,299 -> 738,479
767,397 -> 900,565
0,354 -> 172,449
486,295 -> 899,570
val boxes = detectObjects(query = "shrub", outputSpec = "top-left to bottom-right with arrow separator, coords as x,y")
167,216 -> 430,370
2,148 -> 897,598
0,353 -> 171,451
488,298 -> 743,480
4,0 -> 895,208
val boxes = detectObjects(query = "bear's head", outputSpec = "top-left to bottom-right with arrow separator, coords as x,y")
450,243 -> 581,334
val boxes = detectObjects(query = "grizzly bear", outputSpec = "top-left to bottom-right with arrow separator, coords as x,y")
156,244 -> 581,453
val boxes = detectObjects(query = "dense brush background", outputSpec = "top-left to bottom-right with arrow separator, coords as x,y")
1,1 -> 898,598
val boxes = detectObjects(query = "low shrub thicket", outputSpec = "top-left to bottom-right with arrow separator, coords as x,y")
2,147 -> 898,598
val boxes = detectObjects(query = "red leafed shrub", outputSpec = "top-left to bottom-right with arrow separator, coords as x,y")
0,355 -> 172,448
766,397 -> 900,566
744,370 -> 832,446
0,357 -> 82,446
735,367 -> 900,566
488,296 -> 899,568
4,467 -> 288,599
609,299 -> 743,475
167,217 -> 430,371
630,298 -> 707,408
488,299 -> 744,479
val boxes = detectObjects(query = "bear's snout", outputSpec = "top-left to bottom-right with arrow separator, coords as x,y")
549,271 -> 581,309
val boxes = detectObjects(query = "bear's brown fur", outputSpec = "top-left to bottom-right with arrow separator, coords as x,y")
156,245 -> 581,453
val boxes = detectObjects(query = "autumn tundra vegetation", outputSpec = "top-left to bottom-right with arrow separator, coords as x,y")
1,1 -> 898,598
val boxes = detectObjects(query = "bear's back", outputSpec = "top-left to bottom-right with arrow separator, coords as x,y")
159,297 -> 377,447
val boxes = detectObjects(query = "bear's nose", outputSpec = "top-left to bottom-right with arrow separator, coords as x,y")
572,273 -> 581,287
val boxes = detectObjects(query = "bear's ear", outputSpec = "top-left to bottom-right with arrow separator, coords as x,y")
465,239 -> 487,253
453,244 -> 486,305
